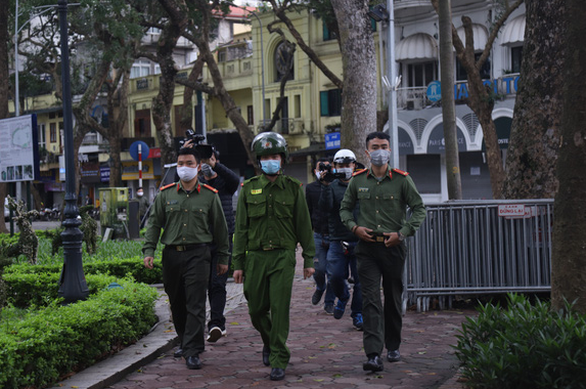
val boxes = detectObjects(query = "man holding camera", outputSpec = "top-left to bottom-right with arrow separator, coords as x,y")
319,149 -> 363,330
143,146 -> 230,370
199,148 -> 239,343
305,157 -> 336,314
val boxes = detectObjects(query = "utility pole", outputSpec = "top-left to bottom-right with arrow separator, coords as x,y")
438,0 -> 462,199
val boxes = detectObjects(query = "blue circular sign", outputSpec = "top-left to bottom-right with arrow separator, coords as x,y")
426,80 -> 442,102
129,141 -> 150,161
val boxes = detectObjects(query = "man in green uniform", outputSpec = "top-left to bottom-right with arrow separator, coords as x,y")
340,131 -> 426,372
143,147 -> 230,370
233,132 -> 316,382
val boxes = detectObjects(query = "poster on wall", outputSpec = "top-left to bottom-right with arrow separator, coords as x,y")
0,115 -> 39,182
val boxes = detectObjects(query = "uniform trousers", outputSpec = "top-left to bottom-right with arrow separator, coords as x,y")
162,244 -> 211,358
207,236 -> 233,331
355,241 -> 406,357
243,249 -> 295,369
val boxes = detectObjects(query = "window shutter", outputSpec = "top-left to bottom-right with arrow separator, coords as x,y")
320,91 -> 330,116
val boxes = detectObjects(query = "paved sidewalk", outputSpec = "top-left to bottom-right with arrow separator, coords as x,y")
53,253 -> 472,389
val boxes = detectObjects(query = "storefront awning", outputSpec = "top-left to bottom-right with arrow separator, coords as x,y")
501,15 -> 525,46
396,34 -> 438,61
456,24 -> 488,51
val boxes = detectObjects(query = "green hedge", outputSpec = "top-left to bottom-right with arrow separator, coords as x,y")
454,294 -> 586,388
0,276 -> 158,389
5,257 -> 163,286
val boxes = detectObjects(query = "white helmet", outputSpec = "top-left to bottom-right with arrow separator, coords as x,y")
333,149 -> 356,164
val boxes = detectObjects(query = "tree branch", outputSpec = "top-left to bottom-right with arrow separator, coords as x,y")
268,0 -> 343,90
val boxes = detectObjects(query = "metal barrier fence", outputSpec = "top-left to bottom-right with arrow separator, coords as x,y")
405,199 -> 554,312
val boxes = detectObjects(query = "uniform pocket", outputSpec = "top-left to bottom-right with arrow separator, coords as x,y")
274,197 -> 294,218
357,192 -> 371,200
246,195 -> 267,218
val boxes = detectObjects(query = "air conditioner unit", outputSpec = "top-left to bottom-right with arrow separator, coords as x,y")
406,99 -> 423,110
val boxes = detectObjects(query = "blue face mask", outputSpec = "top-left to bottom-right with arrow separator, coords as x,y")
260,160 -> 281,175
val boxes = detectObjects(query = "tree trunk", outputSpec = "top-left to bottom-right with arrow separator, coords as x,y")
0,2 -> 9,233
438,0 -> 462,199
331,0 -> 377,165
551,0 -> 585,314
503,0 -> 563,199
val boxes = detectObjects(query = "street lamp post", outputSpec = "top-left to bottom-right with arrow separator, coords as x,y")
57,0 -> 88,304
386,0 -> 399,169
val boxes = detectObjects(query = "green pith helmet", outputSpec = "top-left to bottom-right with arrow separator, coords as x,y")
251,132 -> 289,160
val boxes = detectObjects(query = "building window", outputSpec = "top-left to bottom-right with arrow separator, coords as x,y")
247,105 -> 254,125
50,123 -> 57,142
406,62 -> 438,87
38,123 -> 46,149
131,60 -> 151,79
134,109 -> 151,138
323,21 -> 338,41
511,46 -> 523,73
320,89 -> 342,117
274,42 -> 294,82
456,53 -> 491,81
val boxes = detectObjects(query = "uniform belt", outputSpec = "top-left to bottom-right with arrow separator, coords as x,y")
166,243 -> 208,252
373,235 -> 386,243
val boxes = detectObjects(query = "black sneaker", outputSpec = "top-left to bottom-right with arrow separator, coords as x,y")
324,304 -> 334,315
387,349 -> 401,362
363,355 -> 384,372
333,300 -> 347,320
312,289 -> 325,305
352,313 -> 364,331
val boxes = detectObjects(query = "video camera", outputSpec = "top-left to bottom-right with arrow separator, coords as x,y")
180,129 -> 215,160
318,162 -> 344,182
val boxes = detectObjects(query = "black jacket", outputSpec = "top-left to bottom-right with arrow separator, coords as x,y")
201,163 -> 239,235
305,180 -> 329,235
319,179 -> 358,242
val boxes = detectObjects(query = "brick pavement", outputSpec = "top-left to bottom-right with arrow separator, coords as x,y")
105,252 -> 473,389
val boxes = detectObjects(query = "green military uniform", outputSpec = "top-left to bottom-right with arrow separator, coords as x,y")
340,166 -> 425,358
143,181 -> 229,358
233,173 -> 315,369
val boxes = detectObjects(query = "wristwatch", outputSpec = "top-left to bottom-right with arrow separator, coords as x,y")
397,232 -> 405,242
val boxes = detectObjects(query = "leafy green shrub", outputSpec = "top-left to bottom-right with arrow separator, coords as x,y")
0,275 -> 157,389
2,272 -> 116,308
5,257 -> 163,286
454,293 -> 586,389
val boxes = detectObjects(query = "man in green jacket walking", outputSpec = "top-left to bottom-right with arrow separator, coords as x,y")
143,147 -> 230,370
233,132 -> 315,382
340,131 -> 426,372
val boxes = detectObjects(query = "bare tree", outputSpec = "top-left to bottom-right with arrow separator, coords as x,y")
503,0 -> 562,199
551,0 -> 585,314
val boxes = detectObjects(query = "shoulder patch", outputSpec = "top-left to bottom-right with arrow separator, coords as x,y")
160,183 -> 176,191
392,168 -> 409,176
284,175 -> 302,187
242,176 -> 260,186
203,184 -> 218,193
352,169 -> 368,177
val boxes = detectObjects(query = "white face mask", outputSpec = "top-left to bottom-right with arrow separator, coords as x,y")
177,166 -> 198,182
136,191 -> 144,197
336,167 -> 353,180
